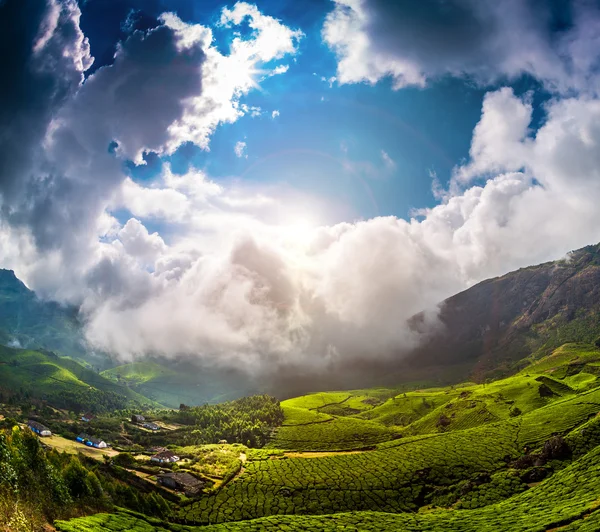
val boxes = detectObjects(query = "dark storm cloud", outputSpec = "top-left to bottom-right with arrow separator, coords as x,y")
324,0 -> 600,93
2,2 -> 206,255
0,0 -> 90,202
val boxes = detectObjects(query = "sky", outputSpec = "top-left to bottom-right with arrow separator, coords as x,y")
1,0 -> 600,382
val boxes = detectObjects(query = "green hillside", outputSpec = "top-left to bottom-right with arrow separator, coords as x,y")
0,344 -> 157,411
101,360 -> 253,408
54,432 -> 600,531
49,341 -> 600,531
0,269 -> 87,358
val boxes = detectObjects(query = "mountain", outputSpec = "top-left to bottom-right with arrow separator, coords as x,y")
4,242 -> 600,403
403,243 -> 600,382
0,269 -> 90,359
0,269 -> 254,406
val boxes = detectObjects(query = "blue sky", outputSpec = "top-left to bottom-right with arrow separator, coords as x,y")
79,0 -> 549,224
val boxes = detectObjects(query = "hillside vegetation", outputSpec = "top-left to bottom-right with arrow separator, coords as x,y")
52,341 -> 600,531
0,345 -> 157,412
0,269 -> 86,359
100,361 -> 251,408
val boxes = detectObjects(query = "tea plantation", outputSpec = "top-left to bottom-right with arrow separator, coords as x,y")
55,443 -> 600,531
53,343 -> 600,531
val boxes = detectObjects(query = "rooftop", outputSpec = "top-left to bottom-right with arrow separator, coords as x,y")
27,420 -> 50,431
158,472 -> 203,488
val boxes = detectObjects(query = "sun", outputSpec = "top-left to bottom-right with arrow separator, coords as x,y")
281,216 -> 319,249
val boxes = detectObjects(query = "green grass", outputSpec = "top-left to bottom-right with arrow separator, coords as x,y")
282,392 -> 354,410
519,343 -> 600,376
55,442 -> 600,531
356,389 -> 455,426
268,415 -> 397,451
101,361 -> 177,385
274,368 -> 578,449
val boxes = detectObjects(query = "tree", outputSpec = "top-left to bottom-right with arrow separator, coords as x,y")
63,458 -> 92,499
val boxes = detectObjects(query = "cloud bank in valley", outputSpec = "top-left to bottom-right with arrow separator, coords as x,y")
1,0 -> 600,382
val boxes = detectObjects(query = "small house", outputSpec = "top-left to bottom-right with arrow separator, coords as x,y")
142,422 -> 160,431
76,433 -> 107,449
218,439 -> 228,444
131,414 -> 145,423
156,472 -> 204,495
81,413 -> 95,422
150,450 -> 180,463
27,420 -> 51,437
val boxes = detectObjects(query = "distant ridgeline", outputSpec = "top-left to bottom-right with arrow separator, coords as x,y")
0,269 -> 254,407
4,241 -> 600,409
0,344 -> 158,412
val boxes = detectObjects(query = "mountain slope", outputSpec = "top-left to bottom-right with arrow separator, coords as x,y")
404,243 -> 600,382
0,344 -> 158,411
0,269 -> 90,359
101,360 -> 254,408
54,342 -> 600,531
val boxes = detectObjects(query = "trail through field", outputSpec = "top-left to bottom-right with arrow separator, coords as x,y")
283,450 -> 368,458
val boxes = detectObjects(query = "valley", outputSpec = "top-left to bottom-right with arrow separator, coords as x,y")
0,340 -> 599,530
3,2 -> 600,529
3,250 -> 600,530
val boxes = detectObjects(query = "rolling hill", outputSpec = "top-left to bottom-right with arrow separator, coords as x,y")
100,360 -> 254,408
0,344 -> 158,411
0,268 -> 117,372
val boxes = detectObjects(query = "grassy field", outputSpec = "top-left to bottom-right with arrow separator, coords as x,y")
42,433 -> 119,459
52,342 -> 600,531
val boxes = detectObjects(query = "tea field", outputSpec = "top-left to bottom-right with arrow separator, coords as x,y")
54,342 -> 600,531
55,443 -> 600,531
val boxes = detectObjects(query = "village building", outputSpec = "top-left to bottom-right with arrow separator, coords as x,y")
80,413 -> 95,422
218,439 -> 228,444
142,422 -> 160,431
131,414 -> 145,423
27,420 -> 51,437
148,446 -> 167,453
150,450 -> 180,463
76,433 -> 107,449
156,472 -> 204,495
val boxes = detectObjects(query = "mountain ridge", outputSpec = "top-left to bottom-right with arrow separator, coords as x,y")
404,243 -> 600,382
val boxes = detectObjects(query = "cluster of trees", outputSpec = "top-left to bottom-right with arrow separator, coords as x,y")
1,381 -> 137,415
165,395 -> 284,448
50,387 -> 135,414
0,425 -> 172,530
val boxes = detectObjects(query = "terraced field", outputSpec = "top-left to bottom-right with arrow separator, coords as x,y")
54,342 -> 600,531
55,442 -> 600,531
